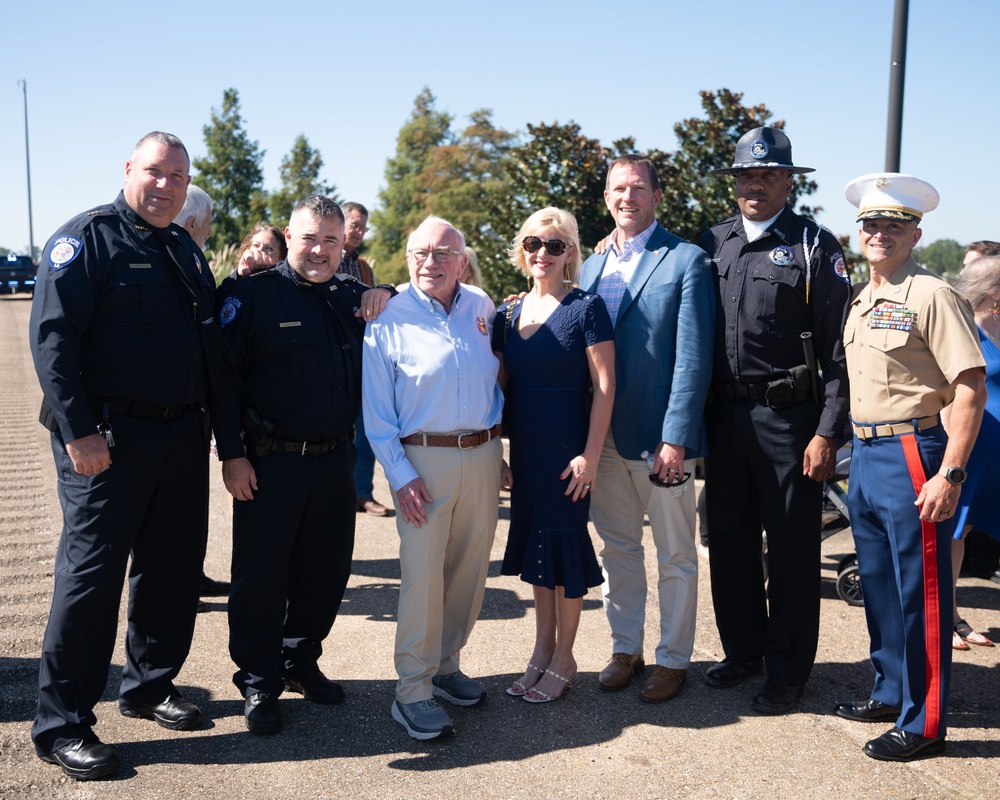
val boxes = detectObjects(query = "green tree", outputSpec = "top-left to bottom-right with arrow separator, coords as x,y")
420,110 -> 518,298
193,88 -> 266,253
912,238 -> 965,277
368,88 -> 453,283
268,134 -> 338,227
478,121 -> 609,298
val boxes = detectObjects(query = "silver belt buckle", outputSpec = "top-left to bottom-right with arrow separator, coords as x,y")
301,441 -> 308,455
457,431 -> 475,449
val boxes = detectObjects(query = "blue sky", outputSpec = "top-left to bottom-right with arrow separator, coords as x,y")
2,0 -> 996,262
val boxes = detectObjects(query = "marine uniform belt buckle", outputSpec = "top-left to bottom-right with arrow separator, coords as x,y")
301,441 -> 308,456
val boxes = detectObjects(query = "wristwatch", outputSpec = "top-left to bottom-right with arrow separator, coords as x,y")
939,466 -> 968,485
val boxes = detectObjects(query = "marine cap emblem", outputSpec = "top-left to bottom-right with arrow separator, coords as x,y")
875,176 -> 891,190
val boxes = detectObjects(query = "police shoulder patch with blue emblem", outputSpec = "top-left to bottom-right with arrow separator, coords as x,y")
830,253 -> 850,284
219,296 -> 242,328
770,246 -> 793,266
49,236 -> 83,270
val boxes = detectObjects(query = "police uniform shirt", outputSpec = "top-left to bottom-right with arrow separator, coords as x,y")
698,206 -> 851,437
844,257 -> 985,423
216,262 -> 367,453
29,192 -> 212,444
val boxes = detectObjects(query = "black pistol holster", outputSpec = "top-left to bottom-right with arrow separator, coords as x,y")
241,407 -> 275,460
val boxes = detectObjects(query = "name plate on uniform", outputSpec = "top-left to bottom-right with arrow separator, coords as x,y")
129,263 -> 153,269
279,321 -> 302,328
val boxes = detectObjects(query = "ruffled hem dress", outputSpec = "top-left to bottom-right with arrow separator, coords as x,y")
492,289 -> 613,598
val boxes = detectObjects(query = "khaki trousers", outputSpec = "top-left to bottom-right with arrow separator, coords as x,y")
393,437 -> 501,702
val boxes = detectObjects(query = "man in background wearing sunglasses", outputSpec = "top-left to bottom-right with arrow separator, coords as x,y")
698,128 -> 851,715
579,155 -> 716,703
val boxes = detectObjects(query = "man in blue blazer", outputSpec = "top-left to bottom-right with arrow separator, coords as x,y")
580,155 -> 715,703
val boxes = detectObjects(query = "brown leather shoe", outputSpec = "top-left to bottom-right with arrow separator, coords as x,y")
638,665 -> 688,703
598,653 -> 645,691
357,497 -> 389,516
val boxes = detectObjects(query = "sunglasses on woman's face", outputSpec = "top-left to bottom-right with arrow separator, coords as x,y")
522,236 -> 570,256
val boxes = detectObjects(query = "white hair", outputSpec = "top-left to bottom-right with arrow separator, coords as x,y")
174,184 -> 213,228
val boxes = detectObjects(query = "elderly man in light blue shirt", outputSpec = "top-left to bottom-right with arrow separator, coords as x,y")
363,215 -> 506,741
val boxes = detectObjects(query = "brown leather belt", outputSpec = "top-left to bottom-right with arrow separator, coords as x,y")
852,414 -> 940,441
400,423 -> 502,449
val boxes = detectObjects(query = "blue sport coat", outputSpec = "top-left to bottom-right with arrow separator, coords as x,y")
579,222 -> 716,460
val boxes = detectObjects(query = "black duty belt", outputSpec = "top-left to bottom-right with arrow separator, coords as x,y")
712,379 -> 770,401
267,431 -> 351,456
92,398 -> 202,419
400,423 -> 502,449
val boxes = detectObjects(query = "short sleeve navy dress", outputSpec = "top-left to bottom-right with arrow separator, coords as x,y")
953,327 -> 1000,542
492,289 -> 614,598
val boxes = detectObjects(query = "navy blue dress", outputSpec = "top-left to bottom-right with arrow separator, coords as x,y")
492,289 -> 613,598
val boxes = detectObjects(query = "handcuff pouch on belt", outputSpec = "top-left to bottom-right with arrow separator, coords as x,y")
241,407 -> 275,460
764,365 -> 811,409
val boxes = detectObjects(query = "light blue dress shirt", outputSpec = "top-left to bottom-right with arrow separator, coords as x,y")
363,281 -> 504,491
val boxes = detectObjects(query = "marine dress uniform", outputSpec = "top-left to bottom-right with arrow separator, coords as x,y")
215,261 -> 369,709
28,191 -> 235,760
839,174 -> 986,760
698,199 -> 851,695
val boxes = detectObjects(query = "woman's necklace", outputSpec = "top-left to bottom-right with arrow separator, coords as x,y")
521,286 -> 569,325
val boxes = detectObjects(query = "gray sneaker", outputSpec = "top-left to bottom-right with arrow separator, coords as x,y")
391,698 -> 454,740
432,670 -> 487,707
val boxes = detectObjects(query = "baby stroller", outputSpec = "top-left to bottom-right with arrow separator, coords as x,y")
762,445 -> 862,606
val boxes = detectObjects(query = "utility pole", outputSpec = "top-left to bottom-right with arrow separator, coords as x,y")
18,79 -> 36,263
885,0 -> 909,172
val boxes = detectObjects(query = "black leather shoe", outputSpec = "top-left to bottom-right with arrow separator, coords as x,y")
751,679 -> 804,715
284,670 -> 345,705
245,692 -> 281,734
704,658 -> 762,688
200,573 -> 231,596
40,738 -> 120,781
119,693 -> 202,731
835,698 -> 901,722
864,727 -> 945,761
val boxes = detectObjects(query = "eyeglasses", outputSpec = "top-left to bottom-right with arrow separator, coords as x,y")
407,248 -> 463,264
522,236 -> 570,256
348,223 -> 369,233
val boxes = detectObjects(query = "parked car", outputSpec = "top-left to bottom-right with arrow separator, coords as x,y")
2,253 -> 36,295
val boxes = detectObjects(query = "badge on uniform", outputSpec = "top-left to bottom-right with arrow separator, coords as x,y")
48,236 -> 83,270
769,246 -> 793,266
219,296 -> 242,328
869,302 -> 916,331
751,139 -> 769,159
476,316 -> 488,336
830,253 -> 850,284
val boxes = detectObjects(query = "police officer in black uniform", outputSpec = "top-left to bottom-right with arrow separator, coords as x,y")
214,195 -> 392,735
698,128 -> 851,714
29,132 -> 239,780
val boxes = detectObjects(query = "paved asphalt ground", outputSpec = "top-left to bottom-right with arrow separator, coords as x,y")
1,295 -> 998,799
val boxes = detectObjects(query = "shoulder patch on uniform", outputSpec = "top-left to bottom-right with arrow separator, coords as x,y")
830,252 -> 850,284
219,296 -> 242,328
48,236 -> 83,270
